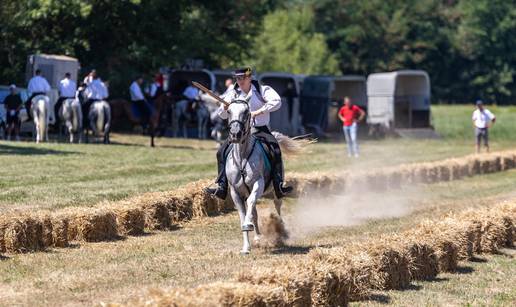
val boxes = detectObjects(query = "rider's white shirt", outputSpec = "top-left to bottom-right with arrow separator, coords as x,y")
28,76 -> 51,94
217,83 -> 281,127
59,78 -> 77,98
87,79 -> 108,100
129,81 -> 145,101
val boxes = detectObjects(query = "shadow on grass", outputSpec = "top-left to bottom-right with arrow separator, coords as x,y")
0,254 -> 10,261
364,293 -> 391,304
271,243 -> 333,255
469,256 -> 488,263
110,140 -> 216,151
0,144 -> 79,156
455,265 -> 474,274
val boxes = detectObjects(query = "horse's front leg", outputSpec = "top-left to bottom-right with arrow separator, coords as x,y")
230,187 -> 250,254
243,178 -> 265,232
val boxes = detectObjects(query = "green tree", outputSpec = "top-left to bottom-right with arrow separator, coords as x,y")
454,0 -> 516,103
248,7 -> 339,75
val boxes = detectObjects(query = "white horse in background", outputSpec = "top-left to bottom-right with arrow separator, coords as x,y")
31,95 -> 50,143
88,100 -> 111,144
224,97 -> 307,254
59,98 -> 83,143
200,93 -> 226,144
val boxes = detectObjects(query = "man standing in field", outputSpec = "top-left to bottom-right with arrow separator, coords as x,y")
472,100 -> 496,153
2,85 -> 23,141
337,96 -> 365,158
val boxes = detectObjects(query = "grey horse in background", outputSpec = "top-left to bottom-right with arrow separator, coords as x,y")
31,95 -> 50,143
59,98 -> 83,143
225,98 -> 307,254
88,100 -> 111,144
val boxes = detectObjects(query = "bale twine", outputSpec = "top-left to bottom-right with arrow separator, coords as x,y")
111,204 -> 146,236
68,209 -> 118,242
235,262 -> 312,306
128,282 -> 286,307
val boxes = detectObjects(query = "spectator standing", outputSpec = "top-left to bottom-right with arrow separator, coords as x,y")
130,76 -> 151,124
472,100 -> 496,153
337,96 -> 365,158
2,85 -> 23,140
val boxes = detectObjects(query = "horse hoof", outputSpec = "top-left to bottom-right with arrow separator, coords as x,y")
242,224 -> 254,232
240,250 -> 250,255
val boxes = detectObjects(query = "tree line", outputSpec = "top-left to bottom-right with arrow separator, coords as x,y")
0,0 -> 514,103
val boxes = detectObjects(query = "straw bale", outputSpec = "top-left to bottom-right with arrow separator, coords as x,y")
435,217 -> 478,260
40,215 -> 54,248
393,234 -> 438,281
450,160 -> 470,180
478,155 -> 501,174
365,171 -> 388,191
386,169 -> 402,189
142,201 -> 172,230
308,247 -> 381,302
68,209 -> 118,242
3,215 -> 44,253
438,164 -> 452,182
413,222 -> 459,272
469,158 -> 481,176
130,281 -> 286,307
501,153 -> 516,170
50,215 -> 69,247
112,205 -> 145,236
0,219 -> 7,253
461,211 -> 507,253
235,262 -> 312,306
180,180 -> 230,218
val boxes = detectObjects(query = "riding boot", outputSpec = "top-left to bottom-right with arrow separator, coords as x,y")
272,150 -> 293,199
205,142 -> 230,200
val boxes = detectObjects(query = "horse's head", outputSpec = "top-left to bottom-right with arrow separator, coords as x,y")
227,98 -> 251,144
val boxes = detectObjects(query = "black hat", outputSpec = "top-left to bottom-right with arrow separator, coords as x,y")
233,67 -> 252,77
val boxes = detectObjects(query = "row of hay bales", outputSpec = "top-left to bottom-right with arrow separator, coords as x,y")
2,150 -> 516,255
115,201 -> 515,307
287,150 -> 516,196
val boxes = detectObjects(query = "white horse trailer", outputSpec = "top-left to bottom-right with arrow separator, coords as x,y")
25,54 -> 79,125
300,75 -> 367,136
258,72 -> 305,136
367,70 -> 431,130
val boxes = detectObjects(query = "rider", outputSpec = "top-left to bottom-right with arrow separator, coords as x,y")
83,72 -> 108,125
55,72 -> 77,128
26,69 -> 51,120
130,76 -> 152,125
3,85 -> 23,140
205,67 -> 293,200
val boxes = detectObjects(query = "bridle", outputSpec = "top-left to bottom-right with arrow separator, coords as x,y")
228,99 -> 252,140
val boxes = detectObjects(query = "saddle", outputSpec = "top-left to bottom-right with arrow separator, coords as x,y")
226,139 -> 274,173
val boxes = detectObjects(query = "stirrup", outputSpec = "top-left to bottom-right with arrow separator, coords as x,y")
204,184 -> 227,200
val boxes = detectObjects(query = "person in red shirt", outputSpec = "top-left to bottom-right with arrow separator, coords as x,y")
337,96 -> 365,157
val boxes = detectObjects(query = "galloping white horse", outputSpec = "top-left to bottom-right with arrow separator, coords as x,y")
31,95 -> 50,143
225,97 -> 305,254
59,98 -> 83,143
88,100 -> 111,144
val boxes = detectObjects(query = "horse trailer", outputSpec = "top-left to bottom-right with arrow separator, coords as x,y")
299,75 -> 367,136
367,70 -> 431,130
258,72 -> 305,136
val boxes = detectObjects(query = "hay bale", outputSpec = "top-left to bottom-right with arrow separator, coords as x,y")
450,160 -> 470,180
469,158 -> 481,176
142,201 -> 172,230
129,282 -> 286,307
413,221 -> 459,272
501,153 -> 516,170
461,211 -> 507,253
0,219 -> 7,253
438,164 -> 452,182
50,215 -> 69,248
3,215 -> 44,253
113,205 -> 145,236
365,171 -> 388,191
395,235 -> 438,281
68,209 -> 118,242
386,169 -> 402,189
308,247 -> 381,302
40,215 -> 54,248
235,262 -> 312,306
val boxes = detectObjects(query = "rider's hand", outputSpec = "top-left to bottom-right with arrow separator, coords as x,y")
251,110 -> 262,118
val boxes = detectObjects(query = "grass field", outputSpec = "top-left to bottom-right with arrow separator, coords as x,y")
0,105 -> 515,306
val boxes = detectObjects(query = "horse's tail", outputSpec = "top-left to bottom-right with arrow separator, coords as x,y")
96,103 -> 104,134
103,101 -> 111,132
272,131 -> 316,157
37,98 -> 48,139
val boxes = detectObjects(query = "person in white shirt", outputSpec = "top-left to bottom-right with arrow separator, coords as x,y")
83,69 -> 96,86
146,73 -> 163,101
130,76 -> 154,126
83,74 -> 108,126
472,100 -> 496,153
205,67 -> 292,200
26,69 -> 51,119
55,72 -> 77,127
